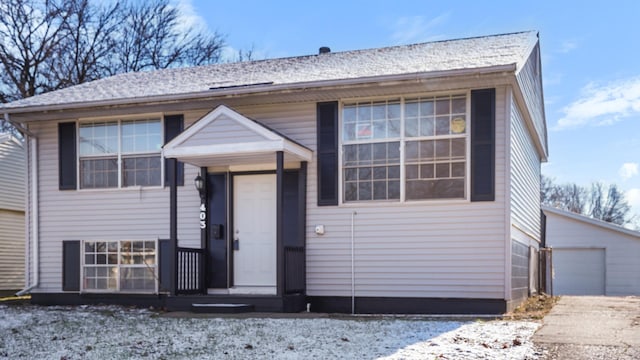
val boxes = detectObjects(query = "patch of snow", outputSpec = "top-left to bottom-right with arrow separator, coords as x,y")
0,305 -> 543,359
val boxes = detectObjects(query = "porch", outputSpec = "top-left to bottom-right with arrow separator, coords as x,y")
157,244 -> 306,312
160,105 -> 312,312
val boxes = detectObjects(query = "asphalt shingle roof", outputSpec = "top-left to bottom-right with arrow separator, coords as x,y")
0,31 -> 537,111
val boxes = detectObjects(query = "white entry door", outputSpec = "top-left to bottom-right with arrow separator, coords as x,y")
232,174 -> 277,293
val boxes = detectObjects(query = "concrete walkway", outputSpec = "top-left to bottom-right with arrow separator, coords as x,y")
534,296 -> 640,359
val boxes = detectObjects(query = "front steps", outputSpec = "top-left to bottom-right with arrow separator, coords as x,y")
191,303 -> 255,313
165,293 -> 306,313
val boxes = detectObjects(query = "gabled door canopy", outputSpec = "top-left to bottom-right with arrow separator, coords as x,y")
163,105 -> 312,167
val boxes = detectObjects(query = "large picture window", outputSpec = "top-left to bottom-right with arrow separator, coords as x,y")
83,240 -> 157,292
79,118 -> 162,189
342,94 -> 468,202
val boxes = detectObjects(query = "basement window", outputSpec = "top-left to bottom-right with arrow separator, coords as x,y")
82,240 -> 157,293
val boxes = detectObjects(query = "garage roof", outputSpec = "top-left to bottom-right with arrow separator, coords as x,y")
543,206 -> 640,239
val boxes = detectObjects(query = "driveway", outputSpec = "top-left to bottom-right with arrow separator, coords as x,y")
534,296 -> 640,359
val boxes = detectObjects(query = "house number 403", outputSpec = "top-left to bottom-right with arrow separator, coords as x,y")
199,203 -> 207,229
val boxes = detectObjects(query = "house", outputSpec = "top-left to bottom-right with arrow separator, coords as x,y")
0,133 -> 25,293
543,206 -> 640,296
1,31 -> 547,314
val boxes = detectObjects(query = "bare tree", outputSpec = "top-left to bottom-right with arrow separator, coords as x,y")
0,0 -> 226,135
49,0 -> 121,87
542,176 -> 634,226
0,0 -> 71,103
589,182 -> 631,225
111,0 -> 224,74
541,175 -> 585,214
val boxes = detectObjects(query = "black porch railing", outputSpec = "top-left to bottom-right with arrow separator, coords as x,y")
284,246 -> 305,294
176,247 -> 205,294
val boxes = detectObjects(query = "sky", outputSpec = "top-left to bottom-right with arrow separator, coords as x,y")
180,0 -> 640,220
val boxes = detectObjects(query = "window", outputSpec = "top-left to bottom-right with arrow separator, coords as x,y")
83,240 -> 157,292
342,94 -> 467,202
342,100 -> 401,201
79,118 -> 162,189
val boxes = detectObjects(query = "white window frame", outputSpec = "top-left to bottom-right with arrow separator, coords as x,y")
338,92 -> 471,205
80,239 -> 159,294
76,114 -> 165,190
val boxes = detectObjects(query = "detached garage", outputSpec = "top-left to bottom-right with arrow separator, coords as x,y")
543,206 -> 640,296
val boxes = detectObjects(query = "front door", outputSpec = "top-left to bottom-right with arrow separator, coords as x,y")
232,174 -> 277,293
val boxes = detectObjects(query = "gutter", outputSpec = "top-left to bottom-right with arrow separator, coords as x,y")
1,64 -> 518,116
9,113 -> 39,296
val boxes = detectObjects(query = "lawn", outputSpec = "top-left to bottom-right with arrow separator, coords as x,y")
0,304 -> 544,359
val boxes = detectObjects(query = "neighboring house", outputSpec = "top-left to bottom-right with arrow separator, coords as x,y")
0,31 -> 547,314
543,206 -> 640,296
0,134 -> 25,292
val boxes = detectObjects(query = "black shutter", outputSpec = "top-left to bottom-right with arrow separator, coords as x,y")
317,102 -> 339,206
62,240 -> 80,291
58,122 -> 77,190
158,239 -> 171,292
470,88 -> 495,201
164,115 -> 184,186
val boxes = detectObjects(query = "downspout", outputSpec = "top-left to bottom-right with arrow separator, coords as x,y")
10,114 -> 39,296
351,211 -> 357,314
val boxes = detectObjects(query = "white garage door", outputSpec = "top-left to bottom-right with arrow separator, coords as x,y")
553,248 -> 605,295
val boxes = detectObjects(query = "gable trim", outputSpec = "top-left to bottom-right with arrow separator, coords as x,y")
162,105 -> 312,166
166,105 -> 281,148
165,139 -> 311,161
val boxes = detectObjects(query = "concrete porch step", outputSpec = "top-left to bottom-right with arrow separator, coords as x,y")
191,303 -> 255,314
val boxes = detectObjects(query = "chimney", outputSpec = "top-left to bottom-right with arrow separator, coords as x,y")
318,46 -> 331,55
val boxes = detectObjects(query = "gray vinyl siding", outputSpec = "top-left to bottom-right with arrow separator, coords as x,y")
241,96 -> 508,299
28,119 -> 202,293
0,137 -> 25,211
0,210 -> 25,289
545,210 -> 640,295
516,43 -> 547,154
305,88 -> 508,299
0,137 -> 25,290
29,88 -> 510,299
182,114 -> 266,147
509,92 -> 541,243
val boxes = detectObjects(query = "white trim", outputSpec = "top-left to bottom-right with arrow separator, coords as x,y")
75,117 -> 164,190
80,239 -> 159,294
504,86 -> 513,300
338,92 -> 472,204
167,105 -> 278,148
542,206 -> 640,239
17,136 -> 38,296
164,139 -> 311,161
163,105 -> 312,164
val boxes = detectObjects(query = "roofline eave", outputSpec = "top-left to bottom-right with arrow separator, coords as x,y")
1,64 -> 518,117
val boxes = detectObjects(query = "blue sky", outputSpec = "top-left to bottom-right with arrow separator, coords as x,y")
182,0 -> 640,218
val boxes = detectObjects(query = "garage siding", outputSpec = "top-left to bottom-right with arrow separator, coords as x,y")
544,207 -> 640,295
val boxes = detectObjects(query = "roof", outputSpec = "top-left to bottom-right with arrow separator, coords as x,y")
542,206 -> 640,239
0,31 -> 538,113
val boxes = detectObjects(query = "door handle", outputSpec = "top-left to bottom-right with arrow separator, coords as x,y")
233,239 -> 239,250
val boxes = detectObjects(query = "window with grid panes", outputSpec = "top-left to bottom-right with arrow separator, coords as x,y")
341,94 -> 467,202
79,118 -> 162,189
83,240 -> 157,292
342,100 -> 401,201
